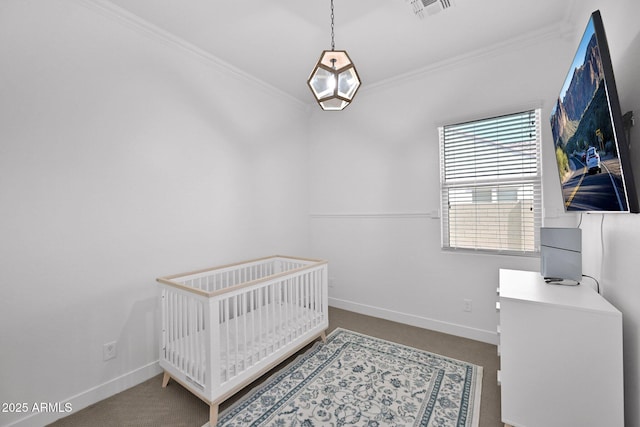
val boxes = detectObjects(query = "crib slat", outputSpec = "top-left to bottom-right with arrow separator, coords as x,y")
175,292 -> 181,367
250,290 -> 255,365
186,298 -> 192,375
314,269 -> 320,327
308,271 -> 312,316
168,292 -> 173,364
190,298 -> 197,378
176,294 -> 182,369
306,272 -> 311,331
287,278 -> 292,343
257,288 -> 262,359
302,273 -> 307,334
241,292 -> 247,372
193,302 -> 200,382
208,296 -> 218,391
269,285 -> 275,354
295,278 -> 299,337
173,293 -> 178,365
224,298 -> 229,382
167,292 -> 173,364
234,295 -> 239,377
182,295 -> 188,371
277,282 -> 282,348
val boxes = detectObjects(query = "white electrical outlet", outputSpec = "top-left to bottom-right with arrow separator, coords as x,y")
103,341 -> 117,361
463,299 -> 473,312
329,277 -> 336,288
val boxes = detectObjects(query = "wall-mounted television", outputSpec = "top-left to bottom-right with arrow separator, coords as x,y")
549,10 -> 638,213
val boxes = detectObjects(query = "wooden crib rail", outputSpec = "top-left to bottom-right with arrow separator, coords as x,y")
156,255 -> 327,298
159,255 -> 324,281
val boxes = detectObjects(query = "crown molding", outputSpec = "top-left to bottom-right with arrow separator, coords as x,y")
76,0 -> 308,111
362,20 -> 574,96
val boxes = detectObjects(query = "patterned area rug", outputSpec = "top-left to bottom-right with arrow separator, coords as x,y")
218,328 -> 483,427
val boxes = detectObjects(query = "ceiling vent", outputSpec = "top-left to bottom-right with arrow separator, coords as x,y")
407,0 -> 454,19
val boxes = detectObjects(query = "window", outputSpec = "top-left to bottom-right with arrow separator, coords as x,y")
439,109 -> 542,255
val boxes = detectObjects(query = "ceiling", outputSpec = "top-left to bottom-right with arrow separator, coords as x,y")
103,0 -> 577,104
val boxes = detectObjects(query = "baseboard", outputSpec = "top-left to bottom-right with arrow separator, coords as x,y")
5,361 -> 162,427
329,297 -> 498,345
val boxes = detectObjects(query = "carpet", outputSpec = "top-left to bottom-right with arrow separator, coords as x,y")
217,328 -> 483,426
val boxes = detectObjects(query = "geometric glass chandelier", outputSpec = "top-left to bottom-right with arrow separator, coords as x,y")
307,0 -> 361,110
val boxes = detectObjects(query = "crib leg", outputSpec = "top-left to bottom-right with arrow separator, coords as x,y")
161,371 -> 171,388
209,403 -> 219,426
320,330 -> 327,343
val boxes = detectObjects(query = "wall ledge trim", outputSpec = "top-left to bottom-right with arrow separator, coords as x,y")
310,212 -> 436,219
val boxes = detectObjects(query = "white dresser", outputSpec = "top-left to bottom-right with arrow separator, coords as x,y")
497,269 -> 624,427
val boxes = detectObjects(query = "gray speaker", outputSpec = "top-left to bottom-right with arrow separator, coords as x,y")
540,227 -> 582,283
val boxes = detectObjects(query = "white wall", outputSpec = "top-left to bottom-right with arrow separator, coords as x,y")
308,30 -> 576,343
308,0 -> 640,424
0,1 -> 310,425
573,1 -> 640,425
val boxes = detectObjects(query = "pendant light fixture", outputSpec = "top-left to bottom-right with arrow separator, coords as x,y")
307,0 -> 361,111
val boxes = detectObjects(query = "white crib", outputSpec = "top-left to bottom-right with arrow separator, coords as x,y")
156,255 -> 328,426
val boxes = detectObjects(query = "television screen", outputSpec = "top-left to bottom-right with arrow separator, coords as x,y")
549,10 -> 638,213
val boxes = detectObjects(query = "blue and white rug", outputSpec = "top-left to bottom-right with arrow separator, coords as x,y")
218,328 -> 483,427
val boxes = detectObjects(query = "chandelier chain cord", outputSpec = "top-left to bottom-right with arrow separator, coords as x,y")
330,0 -> 335,51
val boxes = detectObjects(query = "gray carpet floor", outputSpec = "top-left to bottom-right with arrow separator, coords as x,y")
49,307 -> 501,426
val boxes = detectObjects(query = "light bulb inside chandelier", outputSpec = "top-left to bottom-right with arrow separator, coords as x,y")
307,0 -> 361,111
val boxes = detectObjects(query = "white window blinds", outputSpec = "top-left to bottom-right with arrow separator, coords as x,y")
439,109 -> 542,255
